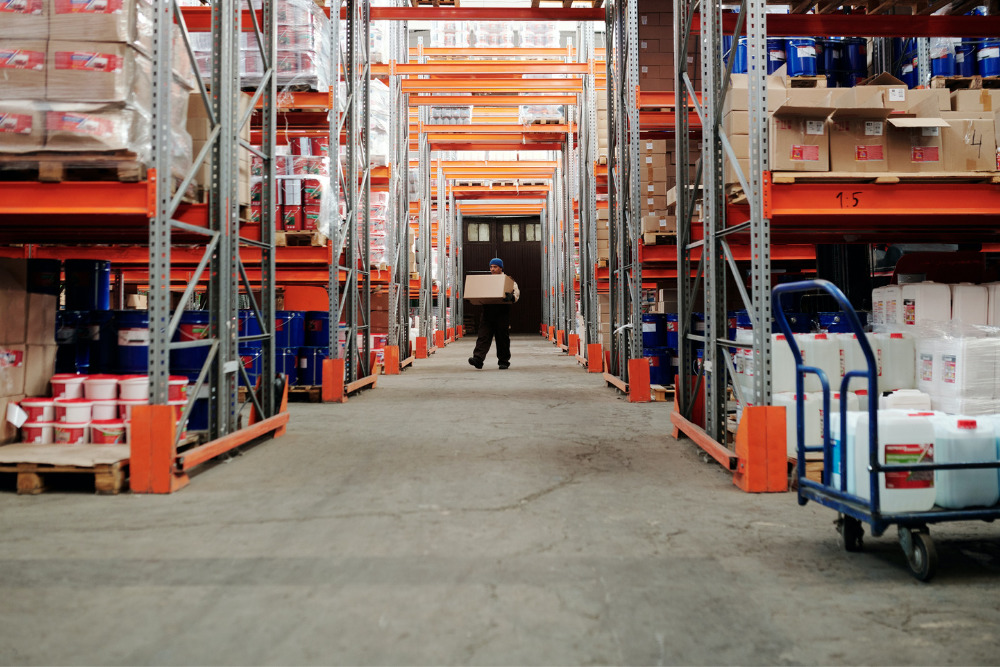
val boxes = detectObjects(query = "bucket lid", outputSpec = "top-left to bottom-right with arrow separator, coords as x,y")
21,397 -> 56,405
84,374 -> 120,382
51,373 -> 85,382
24,420 -> 56,427
54,397 -> 92,405
56,421 -> 89,427
958,419 -> 977,429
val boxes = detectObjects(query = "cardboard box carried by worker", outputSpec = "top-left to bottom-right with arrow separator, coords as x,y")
464,274 -> 516,305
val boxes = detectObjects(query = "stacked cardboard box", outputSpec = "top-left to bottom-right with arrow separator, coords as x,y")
596,205 -> 610,265
0,1 -> 194,174
596,86 -> 609,162
188,92 -> 253,207
0,259 -> 57,445
639,139 -> 675,240
637,0 -> 698,92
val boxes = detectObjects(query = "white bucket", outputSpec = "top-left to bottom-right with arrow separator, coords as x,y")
932,416 -> 1000,509
880,389 -> 932,411
91,400 -> 118,420
901,281 -> 951,326
50,374 -> 85,399
22,421 -> 55,444
82,374 -> 120,400
118,398 -> 147,421
874,332 -> 915,392
773,392 -> 821,457
20,397 -> 56,422
54,397 -> 92,423
950,283 -> 989,326
853,411 -> 937,512
54,421 -> 89,445
119,375 -> 149,400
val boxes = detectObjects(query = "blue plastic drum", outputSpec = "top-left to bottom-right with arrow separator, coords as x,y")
785,38 -> 817,77
931,39 -> 956,78
238,345 -> 263,387
898,38 -> 920,88
277,347 -> 298,385
172,310 -> 211,374
115,310 -> 149,373
732,37 -> 748,74
722,35 -> 734,66
643,347 -> 672,386
979,39 -> 1000,77
784,311 -> 813,334
304,311 -> 330,348
188,397 -> 209,431
84,310 -> 117,374
842,37 -> 868,86
296,346 -> 329,386
641,313 -> 668,348
239,310 -> 263,349
275,310 -> 306,348
955,39 -> 978,77
64,259 -> 111,311
27,259 -> 61,296
818,38 -> 844,88
665,313 -> 679,349
817,311 -> 867,333
55,311 -> 86,374
766,38 -> 786,74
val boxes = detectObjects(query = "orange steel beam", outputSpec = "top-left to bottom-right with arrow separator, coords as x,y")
426,133 -> 567,143
409,94 -> 577,106
398,62 -> 589,75
421,123 -> 574,134
458,204 -> 545,215
177,412 -> 290,472
427,143 -> 565,151
402,78 -> 582,93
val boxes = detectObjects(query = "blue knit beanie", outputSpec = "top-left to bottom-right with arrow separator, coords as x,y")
490,258 -> 503,269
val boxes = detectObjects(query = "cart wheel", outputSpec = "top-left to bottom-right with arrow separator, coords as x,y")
899,528 -> 937,582
838,515 -> 864,552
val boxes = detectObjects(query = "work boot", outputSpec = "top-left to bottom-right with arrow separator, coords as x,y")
468,357 -> 483,369
498,362 -> 510,370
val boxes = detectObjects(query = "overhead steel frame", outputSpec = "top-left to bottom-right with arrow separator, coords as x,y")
606,0 -> 641,381
387,3 -> 410,364
674,0 -> 772,448
333,0 -> 372,382
149,0 -> 277,436
577,24 -> 600,354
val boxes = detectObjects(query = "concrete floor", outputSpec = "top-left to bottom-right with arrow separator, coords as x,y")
2,334 -> 1000,666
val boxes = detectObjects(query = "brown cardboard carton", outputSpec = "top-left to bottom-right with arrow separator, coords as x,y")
0,394 -> 24,444
0,0 -> 48,39
0,259 -> 26,346
0,345 -> 25,397
0,40 -> 47,99
463,274 -> 516,305
49,0 -> 154,55
939,112 -> 997,173
0,100 -> 45,153
769,93 -> 833,172
643,181 -> 667,196
829,117 -> 890,172
723,72 -> 787,115
596,221 -> 610,240
886,101 -> 949,173
951,90 -> 1000,113
23,343 -> 56,397
44,102 -> 149,155
46,41 -> 153,114
25,292 -> 56,345
722,110 -> 748,137
642,214 -> 676,234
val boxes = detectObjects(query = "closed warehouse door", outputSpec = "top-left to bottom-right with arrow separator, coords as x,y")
463,216 -> 542,334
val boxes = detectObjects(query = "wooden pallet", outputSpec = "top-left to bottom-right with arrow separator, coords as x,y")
0,151 -> 146,183
930,75 -> 1000,91
650,384 -> 675,402
768,171 -> 1000,185
276,230 -> 328,247
783,75 -> 827,89
288,385 -> 323,402
642,232 -> 678,246
0,444 -> 130,495
530,118 -> 566,125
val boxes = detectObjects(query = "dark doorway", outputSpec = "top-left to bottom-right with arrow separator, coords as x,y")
463,216 -> 542,334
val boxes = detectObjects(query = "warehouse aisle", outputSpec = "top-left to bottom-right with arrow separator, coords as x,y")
2,334 -> 1000,665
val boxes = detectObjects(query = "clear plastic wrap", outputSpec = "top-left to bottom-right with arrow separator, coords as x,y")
430,21 -> 469,49
49,0 -> 154,56
0,0 -> 48,40
518,23 -> 560,49
519,104 -> 564,125
472,22 -> 514,49
875,320 -> 1000,416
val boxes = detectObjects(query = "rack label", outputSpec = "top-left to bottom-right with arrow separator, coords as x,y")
855,145 -> 884,161
790,144 -> 820,161
911,146 -> 939,163
864,121 -> 883,136
0,48 -> 44,70
884,443 -> 934,489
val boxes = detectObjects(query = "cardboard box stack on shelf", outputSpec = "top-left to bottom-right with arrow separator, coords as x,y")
0,260 -> 57,445
637,0 -> 698,92
596,85 -> 609,163
0,0 -> 195,177
722,72 -> 1000,186
640,139 -> 674,242
187,92 -> 253,206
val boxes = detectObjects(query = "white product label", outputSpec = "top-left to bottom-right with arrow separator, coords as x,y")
865,121 -> 883,136
118,328 -> 149,346
646,156 -> 653,163
901,64 -> 914,74
642,323 -> 656,333
888,88 -> 906,102
797,46 -> 816,58
641,41 -> 647,49
956,52 -> 965,63
646,142 -> 653,151
979,47 -> 999,60
647,185 -> 654,192
806,120 -> 824,136
641,14 -> 647,24
921,126 -> 940,137
641,66 -> 648,74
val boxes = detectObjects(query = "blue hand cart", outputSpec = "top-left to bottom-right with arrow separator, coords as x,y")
772,279 -> 1000,581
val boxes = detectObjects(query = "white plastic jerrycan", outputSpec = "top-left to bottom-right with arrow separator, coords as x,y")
932,416 -> 1000,510
853,411 -> 937,513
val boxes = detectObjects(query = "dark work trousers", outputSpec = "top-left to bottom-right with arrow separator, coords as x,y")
472,304 -> 511,365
